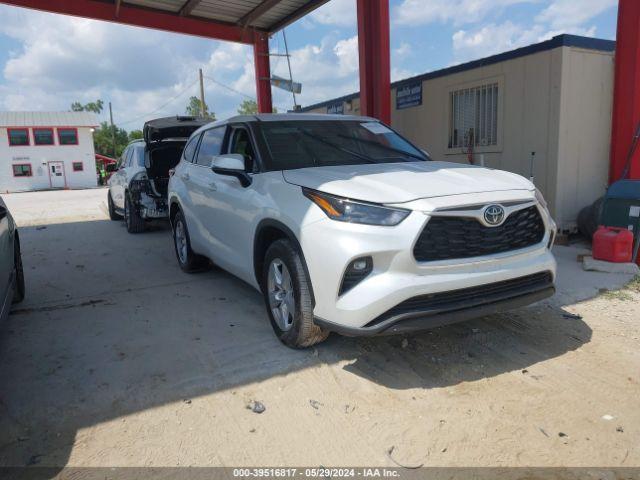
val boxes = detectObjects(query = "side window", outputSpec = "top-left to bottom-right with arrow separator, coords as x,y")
195,127 -> 225,167
229,127 -> 256,172
124,147 -> 134,168
133,146 -> 145,167
183,134 -> 200,163
117,147 -> 130,169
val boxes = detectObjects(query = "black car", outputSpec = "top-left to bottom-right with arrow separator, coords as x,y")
0,196 -> 25,322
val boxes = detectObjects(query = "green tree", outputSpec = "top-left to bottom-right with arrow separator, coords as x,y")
129,130 -> 143,141
92,121 -> 130,158
71,99 -> 104,114
237,99 -> 277,115
186,96 -> 215,119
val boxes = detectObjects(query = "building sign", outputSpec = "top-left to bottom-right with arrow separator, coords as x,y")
396,81 -> 423,110
327,102 -> 344,115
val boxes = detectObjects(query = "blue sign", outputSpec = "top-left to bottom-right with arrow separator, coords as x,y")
396,82 -> 422,110
327,102 -> 344,115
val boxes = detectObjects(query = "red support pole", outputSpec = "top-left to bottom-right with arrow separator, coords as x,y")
254,31 -> 273,114
356,0 -> 391,125
610,0 -> 640,182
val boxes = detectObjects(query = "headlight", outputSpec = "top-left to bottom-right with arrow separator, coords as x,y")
303,188 -> 410,226
535,188 -> 549,211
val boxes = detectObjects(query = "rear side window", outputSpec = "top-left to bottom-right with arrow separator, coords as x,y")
183,134 -> 200,163
195,127 -> 225,167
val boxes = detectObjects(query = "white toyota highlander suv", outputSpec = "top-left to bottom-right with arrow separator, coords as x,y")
168,114 -> 557,348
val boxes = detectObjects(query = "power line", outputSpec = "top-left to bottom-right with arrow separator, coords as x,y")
118,79 -> 199,126
203,75 -> 255,100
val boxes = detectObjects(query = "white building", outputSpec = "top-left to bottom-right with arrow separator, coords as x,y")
0,111 -> 99,193
302,34 -> 616,233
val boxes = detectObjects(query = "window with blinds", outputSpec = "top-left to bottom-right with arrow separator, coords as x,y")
448,83 -> 499,149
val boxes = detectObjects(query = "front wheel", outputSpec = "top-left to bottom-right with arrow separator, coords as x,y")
108,191 -> 122,221
172,210 -> 210,273
124,193 -> 145,234
263,239 -> 329,348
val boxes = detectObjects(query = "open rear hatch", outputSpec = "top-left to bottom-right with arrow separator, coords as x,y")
143,116 -> 209,196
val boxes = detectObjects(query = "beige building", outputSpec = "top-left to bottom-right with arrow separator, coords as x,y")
302,34 -> 616,233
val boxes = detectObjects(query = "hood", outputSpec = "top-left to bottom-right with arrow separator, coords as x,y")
282,161 -> 534,204
143,116 -> 210,146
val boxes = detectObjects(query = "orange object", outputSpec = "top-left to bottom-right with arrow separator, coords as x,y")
592,226 -> 634,263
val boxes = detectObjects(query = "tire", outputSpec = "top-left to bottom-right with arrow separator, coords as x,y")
108,191 -> 123,221
12,237 -> 25,304
262,239 -> 329,348
124,192 -> 145,234
171,210 -> 210,273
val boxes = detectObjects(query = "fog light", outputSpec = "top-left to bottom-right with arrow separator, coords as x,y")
339,256 -> 373,296
352,259 -> 368,271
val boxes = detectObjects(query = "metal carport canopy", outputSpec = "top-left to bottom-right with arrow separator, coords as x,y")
0,0 -> 332,114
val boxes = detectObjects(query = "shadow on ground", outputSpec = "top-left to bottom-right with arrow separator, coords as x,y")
0,219 -> 592,470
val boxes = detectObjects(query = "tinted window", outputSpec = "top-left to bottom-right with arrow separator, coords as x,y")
8,129 -> 29,146
34,128 -> 54,145
229,128 -> 256,171
58,128 -> 78,145
132,145 -> 145,167
183,134 -> 201,163
195,127 -> 225,167
13,164 -> 32,176
118,147 -> 131,169
258,120 -> 427,171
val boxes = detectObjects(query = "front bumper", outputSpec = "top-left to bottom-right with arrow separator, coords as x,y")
300,193 -> 557,333
314,272 -> 555,336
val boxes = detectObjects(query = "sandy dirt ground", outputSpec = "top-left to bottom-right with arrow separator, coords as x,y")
0,188 -> 638,468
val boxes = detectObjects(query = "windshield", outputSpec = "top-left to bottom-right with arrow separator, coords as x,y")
258,120 -> 429,171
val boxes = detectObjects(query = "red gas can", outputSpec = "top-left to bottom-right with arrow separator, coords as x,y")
592,226 -> 634,263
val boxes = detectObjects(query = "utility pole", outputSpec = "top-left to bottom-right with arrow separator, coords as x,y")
282,29 -> 297,109
199,68 -> 206,117
109,102 -> 117,158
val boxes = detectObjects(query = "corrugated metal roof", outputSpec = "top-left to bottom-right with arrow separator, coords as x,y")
0,111 -> 100,127
120,0 -> 328,32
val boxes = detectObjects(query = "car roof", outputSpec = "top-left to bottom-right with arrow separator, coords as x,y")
191,113 -> 379,136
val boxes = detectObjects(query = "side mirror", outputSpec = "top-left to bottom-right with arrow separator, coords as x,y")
211,154 -> 252,187
0,205 -> 7,220
105,164 -> 117,173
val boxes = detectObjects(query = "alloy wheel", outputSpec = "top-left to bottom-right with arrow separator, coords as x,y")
174,219 -> 188,265
267,258 -> 295,331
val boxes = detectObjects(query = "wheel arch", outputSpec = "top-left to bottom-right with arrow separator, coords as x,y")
253,219 -> 315,307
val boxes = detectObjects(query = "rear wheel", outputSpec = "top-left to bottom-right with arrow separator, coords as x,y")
263,239 -> 329,348
124,193 -> 145,234
172,210 -> 209,273
12,238 -> 25,304
108,191 -> 122,221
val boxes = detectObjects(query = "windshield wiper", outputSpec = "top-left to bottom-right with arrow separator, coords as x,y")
336,134 -> 428,162
297,129 -> 376,164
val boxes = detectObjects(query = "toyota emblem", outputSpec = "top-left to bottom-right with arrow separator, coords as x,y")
483,204 -> 505,226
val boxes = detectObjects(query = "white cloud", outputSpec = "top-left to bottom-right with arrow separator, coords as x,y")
309,0 -> 357,27
394,42 -> 411,58
536,0 -> 617,30
393,0 -> 534,26
451,21 -> 598,64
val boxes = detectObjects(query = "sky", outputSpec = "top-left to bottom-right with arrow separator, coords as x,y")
0,0 -> 619,131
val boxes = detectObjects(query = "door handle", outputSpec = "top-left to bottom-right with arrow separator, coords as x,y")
208,182 -> 217,191
181,173 -> 190,181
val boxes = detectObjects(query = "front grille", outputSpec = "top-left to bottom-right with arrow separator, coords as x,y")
365,271 -> 553,328
413,205 -> 545,262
